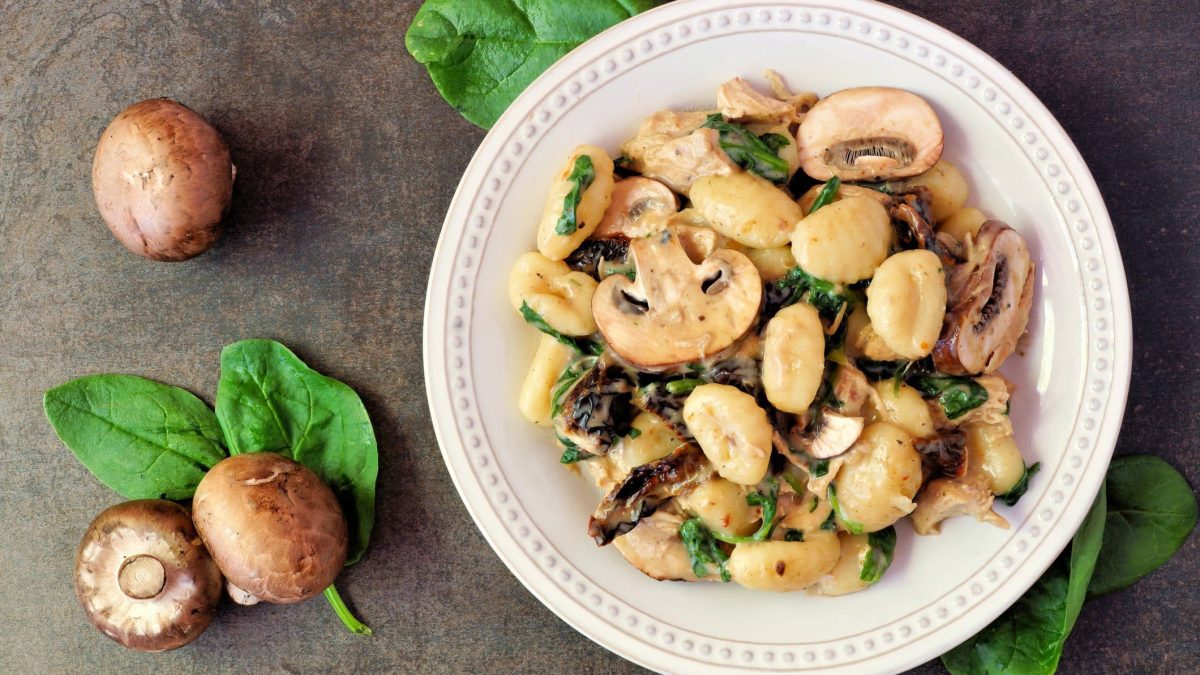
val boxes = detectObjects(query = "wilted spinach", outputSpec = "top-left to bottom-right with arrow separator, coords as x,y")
44,375 -> 228,500
860,526 -> 897,583
997,461 -> 1041,507
910,374 -> 988,420
520,302 -> 604,356
679,518 -> 731,581
701,113 -> 790,183
773,265 -> 848,320
557,434 -> 593,464
554,154 -> 595,235
711,479 -> 779,544
807,176 -> 842,214
828,482 -> 865,535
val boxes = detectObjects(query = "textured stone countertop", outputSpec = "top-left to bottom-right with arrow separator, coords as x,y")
1,1 -> 1196,672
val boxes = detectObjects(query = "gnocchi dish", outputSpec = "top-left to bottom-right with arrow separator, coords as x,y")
508,73 -> 1037,594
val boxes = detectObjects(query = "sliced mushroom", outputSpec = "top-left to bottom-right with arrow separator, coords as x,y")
804,410 -> 865,459
798,87 -> 943,181
620,111 -> 739,194
564,237 -> 630,280
592,226 -> 763,369
588,444 -> 713,545
914,428 -> 968,480
613,510 -> 717,581
592,177 -> 679,240
933,221 -> 1035,375
75,500 -> 222,652
553,356 -> 636,456
632,381 -> 691,442
910,472 -> 1008,535
830,360 -> 880,417
717,76 -> 796,124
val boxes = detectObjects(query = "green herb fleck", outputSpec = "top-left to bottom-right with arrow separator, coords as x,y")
809,458 -> 830,478
665,378 -> 704,396
784,529 -> 805,542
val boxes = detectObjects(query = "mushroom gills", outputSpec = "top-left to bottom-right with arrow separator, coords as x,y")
588,444 -> 714,545
554,357 -> 636,456
825,136 -> 915,176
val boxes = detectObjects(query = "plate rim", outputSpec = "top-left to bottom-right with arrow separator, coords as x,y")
423,1 -> 1132,672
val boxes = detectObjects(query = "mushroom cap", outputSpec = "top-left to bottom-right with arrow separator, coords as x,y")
192,452 -> 347,603
92,98 -> 233,261
592,176 -> 679,240
592,227 -> 762,369
74,500 -> 222,652
798,87 -> 943,182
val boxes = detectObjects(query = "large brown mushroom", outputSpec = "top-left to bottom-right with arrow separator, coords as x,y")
74,500 -> 222,652
192,453 -> 347,604
92,98 -> 234,261
591,226 -> 762,369
798,87 -> 943,182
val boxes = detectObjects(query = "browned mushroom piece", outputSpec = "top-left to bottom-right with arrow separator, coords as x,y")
192,452 -> 348,604
592,176 -> 679,240
933,221 -> 1035,375
74,500 -> 222,652
588,444 -> 713,545
910,472 -> 1009,535
92,99 -> 235,261
591,227 -> 763,369
798,87 -> 943,182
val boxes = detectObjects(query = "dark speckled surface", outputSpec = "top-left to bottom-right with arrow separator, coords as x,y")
0,1 -> 1196,672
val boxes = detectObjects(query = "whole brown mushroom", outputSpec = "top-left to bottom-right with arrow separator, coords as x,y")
74,500 -> 223,652
92,98 -> 234,261
192,452 -> 348,604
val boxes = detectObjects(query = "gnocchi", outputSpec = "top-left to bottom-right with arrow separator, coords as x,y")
536,145 -> 616,260
676,477 -> 760,537
517,334 -> 575,426
690,171 -> 806,249
815,533 -> 873,596
939,207 -> 988,242
866,249 -> 948,359
791,196 -> 891,283
682,384 -> 772,485
846,304 -> 904,361
965,422 -> 1026,495
609,413 -> 684,476
508,251 -> 598,335
898,158 -> 967,223
865,381 -> 935,438
832,423 -> 923,532
727,535 -> 840,592
762,303 -> 825,413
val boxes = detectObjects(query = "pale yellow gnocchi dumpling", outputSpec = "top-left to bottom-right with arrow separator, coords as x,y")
762,303 -> 825,414
690,171 -> 805,249
816,533 -> 874,596
727,534 -> 840,591
676,477 -> 760,538
790,196 -> 891,283
832,423 -> 923,532
508,251 -> 598,336
517,334 -> 575,426
866,249 -> 947,359
897,158 -> 968,223
610,413 -> 684,476
866,381 -> 935,438
939,207 -> 988,242
536,145 -> 615,260
682,383 -> 772,486
965,422 -> 1026,495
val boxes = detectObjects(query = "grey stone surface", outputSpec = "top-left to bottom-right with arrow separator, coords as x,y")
0,0 -> 1195,673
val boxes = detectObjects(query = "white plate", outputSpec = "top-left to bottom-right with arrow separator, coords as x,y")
423,1 -> 1131,672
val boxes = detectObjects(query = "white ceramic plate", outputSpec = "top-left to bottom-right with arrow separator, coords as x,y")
423,1 -> 1131,672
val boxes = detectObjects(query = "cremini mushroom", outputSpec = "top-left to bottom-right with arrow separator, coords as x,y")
592,226 -> 762,369
92,98 -> 235,261
192,452 -> 348,604
74,500 -> 222,652
592,176 -> 679,239
798,87 -> 943,182
804,410 -> 865,459
933,221 -> 1035,375
588,444 -> 713,545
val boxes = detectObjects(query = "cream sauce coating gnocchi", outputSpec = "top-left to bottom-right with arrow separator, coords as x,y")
609,413 -> 685,476
727,534 -> 840,592
816,533 -> 874,596
690,171 -> 806,249
740,245 -> 796,282
965,422 -> 1026,495
790,196 -> 892,283
676,477 -> 760,537
536,145 -> 616,260
682,383 -> 772,485
866,249 -> 948,359
517,334 -> 575,427
508,251 -> 598,336
897,158 -> 968,223
865,381 -> 935,438
762,303 -> 825,414
939,207 -> 988,242
833,423 -> 923,532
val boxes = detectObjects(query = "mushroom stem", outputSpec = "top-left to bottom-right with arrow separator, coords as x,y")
117,554 -> 166,599
323,585 -> 372,636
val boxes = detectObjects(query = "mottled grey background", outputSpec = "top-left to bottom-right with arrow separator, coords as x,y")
0,0 -> 1196,673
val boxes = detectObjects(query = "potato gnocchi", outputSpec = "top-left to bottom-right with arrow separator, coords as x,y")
509,74 -> 1038,595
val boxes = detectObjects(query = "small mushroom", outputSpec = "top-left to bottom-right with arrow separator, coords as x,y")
192,452 -> 348,604
592,177 -> 679,239
933,221 -> 1035,375
92,99 -> 235,261
74,500 -> 222,652
553,355 -> 636,456
798,87 -> 943,182
592,227 -> 763,369
804,410 -> 865,459
588,444 -> 713,545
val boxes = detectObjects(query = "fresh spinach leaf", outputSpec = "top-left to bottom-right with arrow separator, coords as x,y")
828,481 -> 865,535
557,434 -> 592,464
406,0 -> 664,128
809,458 -> 830,478
712,479 -> 779,544
854,357 -> 909,382
997,461 -> 1041,507
554,154 -> 596,235
942,484 -> 1107,675
758,132 -> 791,153
679,517 -> 731,581
775,265 -> 847,320
860,526 -> 897,583
911,374 -> 988,420
1088,456 -> 1198,598
807,176 -> 842,214
44,375 -> 226,500
520,301 -> 604,355
701,113 -> 790,183
215,340 -> 378,566
820,510 -> 838,532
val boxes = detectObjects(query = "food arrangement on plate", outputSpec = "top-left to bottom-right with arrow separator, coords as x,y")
508,72 -> 1040,593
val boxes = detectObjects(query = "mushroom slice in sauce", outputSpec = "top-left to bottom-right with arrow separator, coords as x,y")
914,428 -> 968,480
592,226 -> 763,369
588,444 -> 713,545
565,236 -> 630,280
933,221 -> 1035,375
554,356 -> 636,456
910,472 -> 1008,535
798,87 -> 944,182
620,110 -> 739,194
592,177 -> 679,240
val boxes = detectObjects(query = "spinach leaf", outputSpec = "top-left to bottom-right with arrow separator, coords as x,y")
406,0 -> 664,128
942,484 -> 1107,675
554,154 -> 595,235
215,340 -> 378,566
701,113 -> 790,183
679,517 -> 731,581
712,479 -> 779,544
759,132 -> 791,153
774,265 -> 847,319
997,461 -> 1041,507
820,510 -> 838,532
1088,456 -> 1198,598
860,526 -> 897,583
556,434 -> 592,464
807,176 -> 842,214
828,482 -> 865,535
520,301 -> 604,355
809,457 -> 830,478
550,356 -> 597,418
44,375 -> 227,500
854,357 -> 909,382
911,374 -> 988,420
664,378 -> 704,396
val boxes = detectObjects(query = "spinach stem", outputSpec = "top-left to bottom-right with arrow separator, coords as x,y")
324,584 -> 373,636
